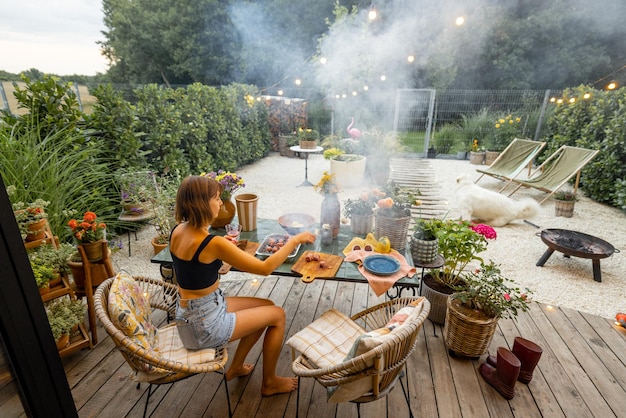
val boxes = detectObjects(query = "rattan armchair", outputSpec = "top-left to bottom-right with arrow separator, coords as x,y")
289,297 -> 430,418
94,275 -> 231,418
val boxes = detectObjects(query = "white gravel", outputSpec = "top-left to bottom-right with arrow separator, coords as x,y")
111,152 -> 626,320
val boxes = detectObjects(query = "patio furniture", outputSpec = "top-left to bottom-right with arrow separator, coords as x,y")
287,297 -> 430,418
507,145 -> 599,204
94,274 -> 231,418
475,138 -> 546,191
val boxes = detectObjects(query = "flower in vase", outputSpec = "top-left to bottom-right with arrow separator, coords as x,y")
314,171 -> 340,195
203,170 -> 245,200
343,188 -> 385,217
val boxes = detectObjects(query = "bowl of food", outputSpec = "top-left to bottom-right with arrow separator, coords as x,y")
278,213 -> 316,235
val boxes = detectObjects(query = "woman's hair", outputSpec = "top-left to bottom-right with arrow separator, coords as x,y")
175,175 -> 223,228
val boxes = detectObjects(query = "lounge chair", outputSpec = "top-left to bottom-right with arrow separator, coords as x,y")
507,145 -> 599,204
475,138 -> 546,191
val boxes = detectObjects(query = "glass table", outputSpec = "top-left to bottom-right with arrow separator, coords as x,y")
151,218 -> 420,297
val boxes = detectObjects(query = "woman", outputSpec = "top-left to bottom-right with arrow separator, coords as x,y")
170,175 -> 316,396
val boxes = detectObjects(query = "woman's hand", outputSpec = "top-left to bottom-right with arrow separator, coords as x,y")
295,231 -> 316,245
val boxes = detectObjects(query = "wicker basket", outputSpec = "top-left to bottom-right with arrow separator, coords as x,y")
374,214 -> 411,250
554,200 -> 575,218
299,140 -> 317,149
410,237 -> 439,264
443,297 -> 498,357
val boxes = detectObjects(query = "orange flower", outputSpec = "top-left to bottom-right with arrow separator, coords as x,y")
83,211 -> 97,222
377,198 -> 394,209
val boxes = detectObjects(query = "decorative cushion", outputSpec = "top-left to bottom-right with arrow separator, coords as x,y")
133,323 -> 218,382
328,298 -> 426,403
286,308 -> 366,368
108,272 -> 158,350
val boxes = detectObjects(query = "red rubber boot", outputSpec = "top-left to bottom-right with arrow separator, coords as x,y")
480,347 -> 521,400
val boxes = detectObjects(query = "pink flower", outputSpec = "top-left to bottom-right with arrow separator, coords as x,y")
503,293 -> 511,301
471,223 -> 497,239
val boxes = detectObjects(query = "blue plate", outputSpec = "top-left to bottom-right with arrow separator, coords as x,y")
363,255 -> 401,276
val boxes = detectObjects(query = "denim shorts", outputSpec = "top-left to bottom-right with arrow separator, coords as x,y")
174,288 -> 236,349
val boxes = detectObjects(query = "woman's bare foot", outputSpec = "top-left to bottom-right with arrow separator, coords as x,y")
225,363 -> 255,381
261,376 -> 298,396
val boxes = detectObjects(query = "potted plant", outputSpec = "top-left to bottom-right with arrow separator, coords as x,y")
322,134 -> 367,188
28,243 -> 75,287
342,188 -> 385,235
119,171 -> 157,215
372,181 -> 418,251
8,189 -> 50,242
67,211 -> 107,262
296,126 -> 319,149
46,297 -> 86,349
553,188 -> 577,218
422,221 -> 496,324
148,174 -> 179,254
444,260 -> 532,358
409,213 -> 442,265
469,138 -> 486,165
32,260 -> 55,295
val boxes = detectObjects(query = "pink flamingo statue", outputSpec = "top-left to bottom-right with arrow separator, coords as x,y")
346,117 -> 362,140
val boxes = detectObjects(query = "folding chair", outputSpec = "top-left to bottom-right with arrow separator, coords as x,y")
475,138 -> 546,191
507,145 -> 599,204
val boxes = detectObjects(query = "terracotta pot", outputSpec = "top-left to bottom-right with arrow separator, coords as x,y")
25,218 -> 47,242
38,283 -> 51,296
81,240 -> 104,262
49,272 -> 62,288
485,151 -> 500,166
67,253 -> 110,289
211,197 -> 236,229
151,236 -> 168,255
56,334 -> 70,350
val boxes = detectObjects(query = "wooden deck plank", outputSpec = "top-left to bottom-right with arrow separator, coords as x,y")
43,275 -> 625,418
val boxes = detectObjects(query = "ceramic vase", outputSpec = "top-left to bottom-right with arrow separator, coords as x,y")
350,214 -> 374,235
211,196 -> 236,228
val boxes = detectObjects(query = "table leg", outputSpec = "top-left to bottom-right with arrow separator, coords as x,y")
298,154 -> 313,187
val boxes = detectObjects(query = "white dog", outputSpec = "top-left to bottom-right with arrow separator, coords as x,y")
455,173 -> 541,227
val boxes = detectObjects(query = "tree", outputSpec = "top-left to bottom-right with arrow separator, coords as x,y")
101,0 -> 243,85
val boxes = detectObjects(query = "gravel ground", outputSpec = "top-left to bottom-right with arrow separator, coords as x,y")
111,152 -> 626,320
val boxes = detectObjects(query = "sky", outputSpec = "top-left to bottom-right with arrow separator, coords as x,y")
0,0 -> 108,76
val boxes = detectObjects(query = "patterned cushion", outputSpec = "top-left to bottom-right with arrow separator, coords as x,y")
286,308 -> 366,368
108,272 -> 158,350
133,323 -> 217,382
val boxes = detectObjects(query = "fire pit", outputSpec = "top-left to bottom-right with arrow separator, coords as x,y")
536,229 -> 619,282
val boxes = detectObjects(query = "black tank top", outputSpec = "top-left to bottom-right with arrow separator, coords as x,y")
171,230 -> 223,290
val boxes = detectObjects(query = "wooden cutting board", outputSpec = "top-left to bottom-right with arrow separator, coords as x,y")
219,240 -> 260,274
291,250 -> 344,283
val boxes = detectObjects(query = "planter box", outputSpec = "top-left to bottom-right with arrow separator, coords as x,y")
329,154 -> 366,188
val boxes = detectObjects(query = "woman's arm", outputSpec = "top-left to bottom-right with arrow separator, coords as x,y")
211,231 -> 316,276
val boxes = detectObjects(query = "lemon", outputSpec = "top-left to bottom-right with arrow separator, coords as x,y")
376,236 -> 391,253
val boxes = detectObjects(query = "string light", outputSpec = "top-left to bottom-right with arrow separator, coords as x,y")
407,55 -> 415,63
294,79 -> 302,86
607,81 -> 618,90
368,8 -> 377,21
455,16 -> 465,26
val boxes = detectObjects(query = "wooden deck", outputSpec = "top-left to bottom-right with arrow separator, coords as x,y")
60,275 -> 626,418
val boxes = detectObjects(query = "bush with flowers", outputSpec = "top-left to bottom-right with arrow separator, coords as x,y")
451,260 -> 532,320
553,189 -> 578,201
203,170 -> 245,200
68,211 -> 106,244
492,114 -> 523,151
314,171 -> 340,195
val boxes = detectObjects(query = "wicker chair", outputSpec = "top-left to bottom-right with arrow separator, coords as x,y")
288,297 -> 430,418
94,275 -> 231,418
